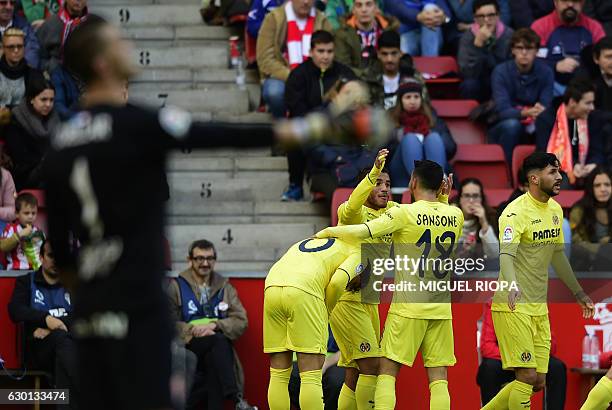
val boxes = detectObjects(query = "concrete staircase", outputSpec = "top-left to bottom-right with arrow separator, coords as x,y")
89,1 -> 330,274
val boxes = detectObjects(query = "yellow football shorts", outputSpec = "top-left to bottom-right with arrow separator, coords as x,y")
330,300 -> 381,368
381,313 -> 456,367
263,286 -> 328,354
492,311 -> 551,373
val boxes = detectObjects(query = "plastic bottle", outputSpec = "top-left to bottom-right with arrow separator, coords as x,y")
235,57 -> 246,91
582,331 -> 592,368
590,332 -> 601,369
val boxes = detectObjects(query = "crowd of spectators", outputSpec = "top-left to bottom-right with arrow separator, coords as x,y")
244,0 -> 612,202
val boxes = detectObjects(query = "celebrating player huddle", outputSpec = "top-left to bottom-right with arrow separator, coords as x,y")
263,152 -> 600,410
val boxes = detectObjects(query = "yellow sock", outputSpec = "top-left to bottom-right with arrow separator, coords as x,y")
374,374 -> 396,410
508,380 -> 533,409
356,374 -> 377,410
481,382 -> 512,410
338,383 -> 357,410
429,380 -> 450,410
299,369 -> 324,410
268,366 -> 292,410
580,376 -> 612,410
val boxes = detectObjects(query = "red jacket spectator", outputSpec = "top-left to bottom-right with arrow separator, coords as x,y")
480,301 -> 557,360
531,8 -> 605,85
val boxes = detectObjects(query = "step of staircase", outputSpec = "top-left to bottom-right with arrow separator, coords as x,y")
90,5 -> 203,26
133,68 -> 260,85
129,87 -> 250,114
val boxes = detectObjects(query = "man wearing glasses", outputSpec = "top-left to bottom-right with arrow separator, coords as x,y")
458,0 -> 513,102
0,0 -> 40,68
488,28 -> 554,164
167,239 -> 256,410
531,0 -> 605,96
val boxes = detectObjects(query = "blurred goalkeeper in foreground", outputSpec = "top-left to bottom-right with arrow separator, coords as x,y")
43,16 -> 393,410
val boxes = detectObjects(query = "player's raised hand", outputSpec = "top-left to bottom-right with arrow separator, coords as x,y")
508,288 -> 521,311
576,290 -> 595,319
440,173 -> 454,197
374,149 -> 389,170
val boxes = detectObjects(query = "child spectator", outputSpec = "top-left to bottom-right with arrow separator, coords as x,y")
0,192 -> 44,270
388,80 -> 453,186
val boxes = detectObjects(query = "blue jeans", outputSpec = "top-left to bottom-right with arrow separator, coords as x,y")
262,78 -> 286,118
389,132 -> 447,187
487,118 -> 523,164
400,27 -> 443,57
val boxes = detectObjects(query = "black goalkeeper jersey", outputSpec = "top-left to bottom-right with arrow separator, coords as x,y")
44,104 -> 273,317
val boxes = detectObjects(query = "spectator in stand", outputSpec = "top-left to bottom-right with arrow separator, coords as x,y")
0,149 -> 16,232
0,27 -> 39,126
333,0 -> 399,78
0,0 -> 40,68
363,30 -> 428,109
288,330 -> 344,410
458,0 -> 513,102
8,240 -> 78,410
446,0 -> 510,53
5,72 -> 59,191
282,30 -> 356,201
585,0 -> 612,36
256,0 -> 332,118
325,0 -> 384,30
388,80 -> 454,186
531,0 -> 605,96
536,78 -> 605,188
50,62 -> 82,120
575,36 -> 612,112
247,0 -> 282,38
16,0 -> 60,30
384,0 -> 451,56
167,239 -> 256,410
200,0 -> 250,26
453,178 -> 499,262
509,0 -> 553,29
37,0 -> 88,73
569,167 -> 612,270
0,192 -> 44,270
489,28 -> 553,163
477,301 -> 567,409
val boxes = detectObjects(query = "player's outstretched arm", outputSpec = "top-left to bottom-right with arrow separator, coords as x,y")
325,268 -> 351,315
315,224 -> 371,241
339,149 -> 389,224
437,173 -> 454,205
550,250 -> 595,319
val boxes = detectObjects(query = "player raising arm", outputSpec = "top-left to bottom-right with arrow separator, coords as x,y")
331,149 -> 394,410
483,152 -> 594,410
317,160 -> 463,410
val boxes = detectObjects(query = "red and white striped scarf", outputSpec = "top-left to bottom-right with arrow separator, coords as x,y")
57,5 -> 88,51
285,2 -> 315,70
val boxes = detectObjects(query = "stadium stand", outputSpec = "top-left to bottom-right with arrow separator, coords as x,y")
412,56 -> 461,98
431,99 -> 486,144
451,144 -> 512,189
511,144 -> 536,188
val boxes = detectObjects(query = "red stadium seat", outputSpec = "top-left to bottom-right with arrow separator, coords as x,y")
401,190 -> 411,204
431,100 -> 486,144
484,188 -> 513,208
330,188 -> 353,226
19,189 -> 45,208
413,57 -> 460,98
556,190 -> 583,209
452,144 -> 511,188
244,25 -> 257,66
512,145 -> 536,188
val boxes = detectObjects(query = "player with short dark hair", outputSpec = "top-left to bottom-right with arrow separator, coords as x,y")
483,152 -> 594,410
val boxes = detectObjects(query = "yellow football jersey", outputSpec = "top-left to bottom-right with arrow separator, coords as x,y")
265,238 -> 361,301
493,192 -> 564,316
365,200 -> 464,319
337,174 -> 397,303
